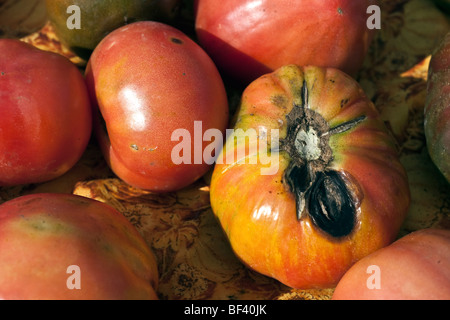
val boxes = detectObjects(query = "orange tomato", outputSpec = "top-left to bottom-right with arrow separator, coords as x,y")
210,65 -> 410,289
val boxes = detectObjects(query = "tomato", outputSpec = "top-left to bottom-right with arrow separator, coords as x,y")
0,193 -> 158,300
0,39 -> 92,187
85,21 -> 229,192
332,228 -> 450,300
209,65 -> 410,289
195,0 -> 377,84
424,32 -> 450,183
45,0 -> 181,59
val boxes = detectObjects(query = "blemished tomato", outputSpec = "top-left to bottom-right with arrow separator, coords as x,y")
209,65 -> 410,289
0,193 -> 158,300
195,0 -> 377,84
0,39 -> 92,186
424,32 -> 450,183
85,21 -> 229,192
332,228 -> 450,300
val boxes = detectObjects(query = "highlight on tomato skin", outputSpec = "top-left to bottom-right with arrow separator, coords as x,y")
0,39 -> 92,187
85,21 -> 229,193
209,64 -> 411,290
332,228 -> 450,300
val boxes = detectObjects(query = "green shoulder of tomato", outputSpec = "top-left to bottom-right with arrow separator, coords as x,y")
45,0 -> 180,59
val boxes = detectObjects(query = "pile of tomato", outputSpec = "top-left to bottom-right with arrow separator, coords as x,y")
0,0 -> 449,300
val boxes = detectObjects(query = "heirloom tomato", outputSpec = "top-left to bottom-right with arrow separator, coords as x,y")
45,0 -> 181,59
424,32 -> 450,183
332,228 -> 450,300
0,193 -> 158,300
86,21 -> 229,192
0,39 -> 92,186
195,0 -> 377,84
209,65 -> 410,289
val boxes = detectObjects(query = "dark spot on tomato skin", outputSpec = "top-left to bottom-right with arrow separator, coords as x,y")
271,94 -> 288,109
340,98 -> 350,108
307,171 -> 356,238
170,37 -> 183,44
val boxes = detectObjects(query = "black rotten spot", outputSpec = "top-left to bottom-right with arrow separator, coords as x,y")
280,80 -> 364,238
307,171 -> 356,238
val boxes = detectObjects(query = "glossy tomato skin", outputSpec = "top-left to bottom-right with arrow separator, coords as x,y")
210,65 -> 410,289
332,228 -> 450,300
424,32 -> 450,183
0,193 -> 158,300
86,21 -> 229,192
195,0 -> 377,84
0,39 -> 92,186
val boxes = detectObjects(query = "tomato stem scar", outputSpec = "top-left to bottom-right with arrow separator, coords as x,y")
280,80 -> 364,238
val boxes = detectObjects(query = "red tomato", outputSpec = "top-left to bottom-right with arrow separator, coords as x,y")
0,193 -> 159,300
0,39 -> 92,186
332,228 -> 450,300
195,0 -> 378,84
210,65 -> 410,289
85,21 -> 229,192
